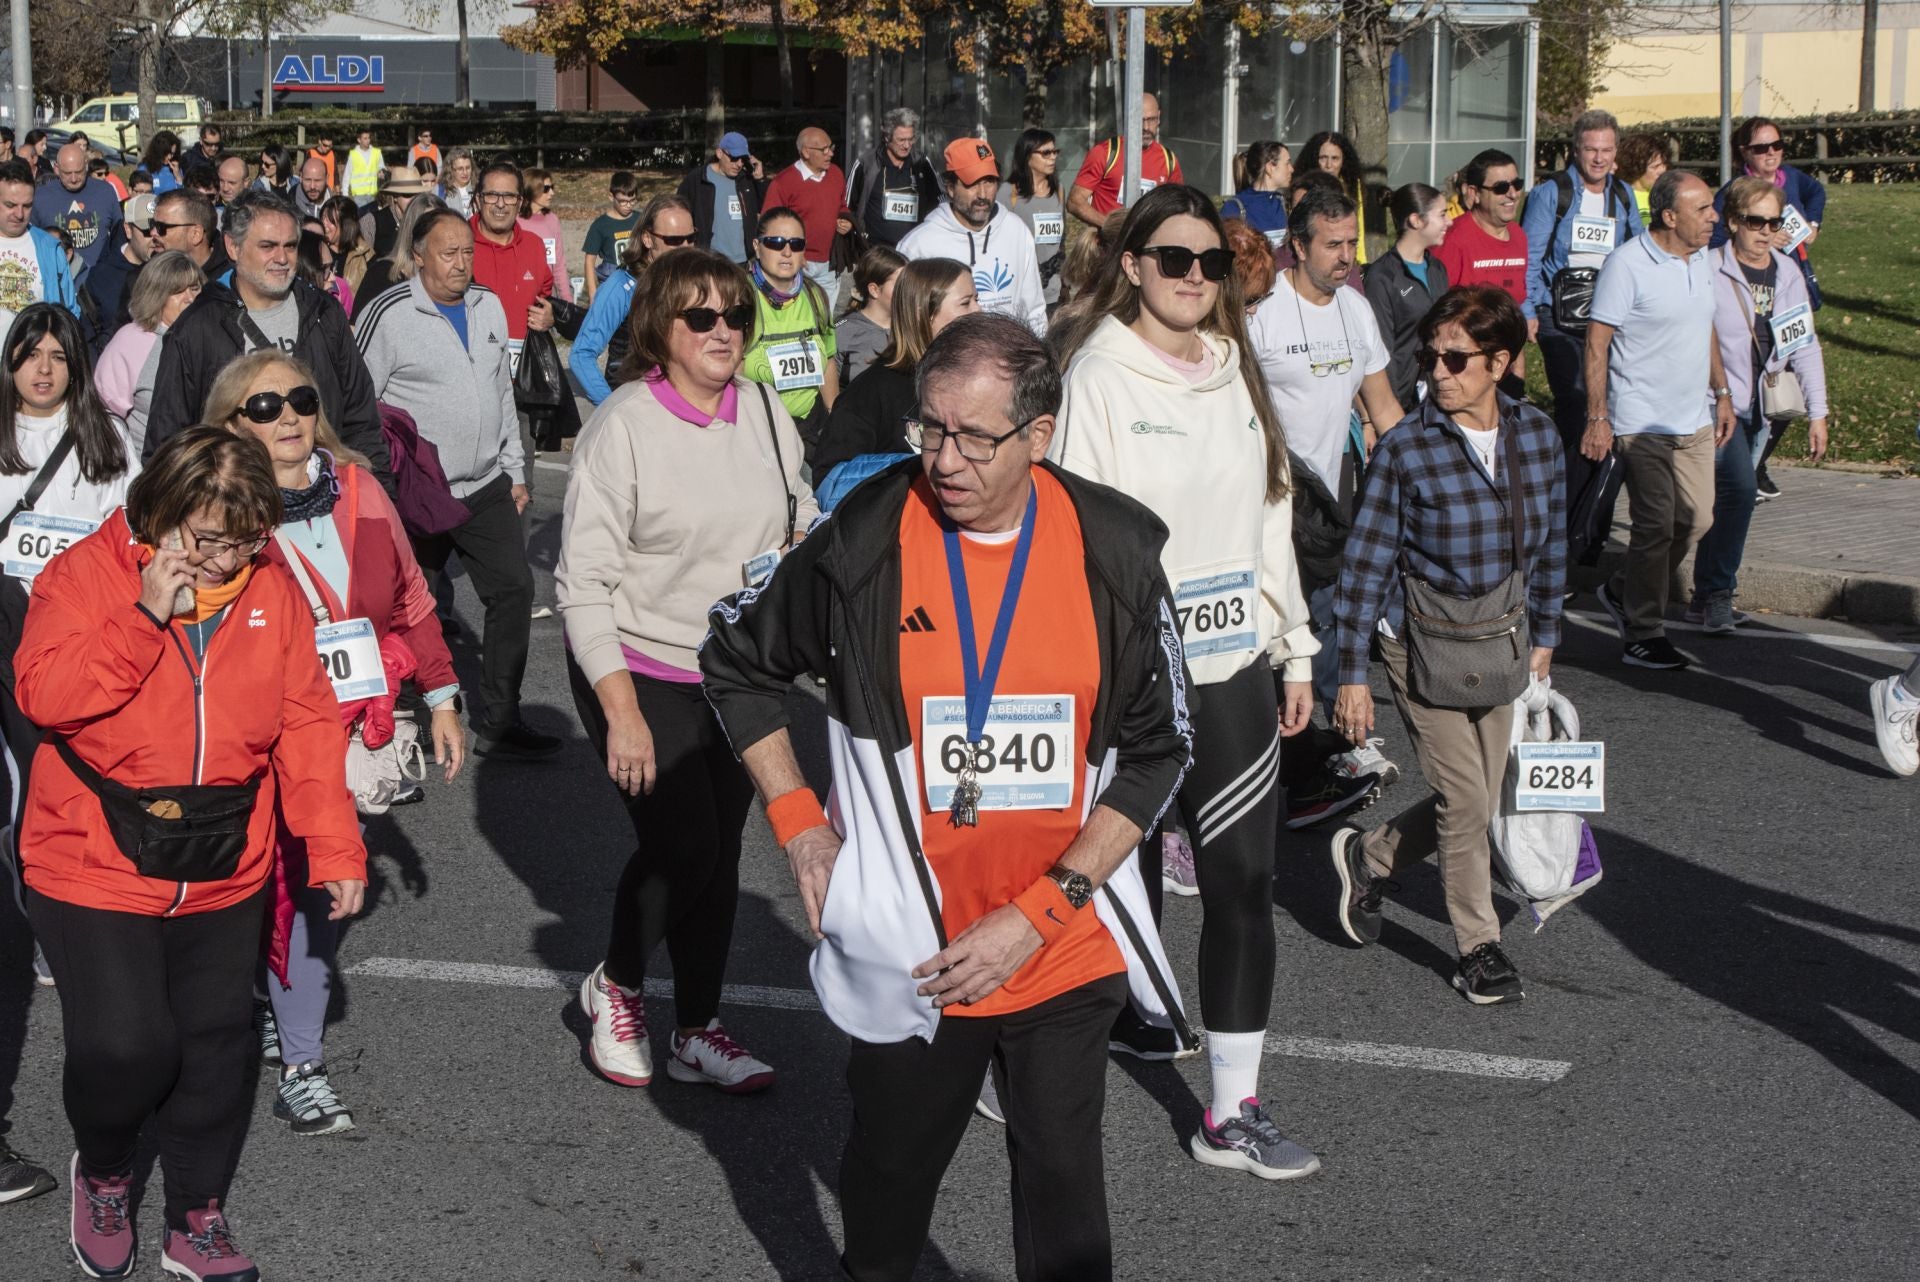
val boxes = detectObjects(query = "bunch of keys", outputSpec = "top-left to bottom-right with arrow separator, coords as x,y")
950,751 -> 983,828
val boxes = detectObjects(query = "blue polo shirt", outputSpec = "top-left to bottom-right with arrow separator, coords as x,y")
1590,233 -> 1716,437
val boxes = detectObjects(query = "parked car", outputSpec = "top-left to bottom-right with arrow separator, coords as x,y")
38,128 -> 129,167
45,94 -> 210,157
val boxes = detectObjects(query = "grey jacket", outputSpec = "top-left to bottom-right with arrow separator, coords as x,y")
354,275 -> 523,496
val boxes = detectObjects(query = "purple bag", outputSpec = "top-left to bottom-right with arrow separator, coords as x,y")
378,402 -> 471,539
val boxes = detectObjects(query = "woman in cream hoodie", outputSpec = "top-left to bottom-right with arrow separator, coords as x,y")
1051,183 -> 1322,1183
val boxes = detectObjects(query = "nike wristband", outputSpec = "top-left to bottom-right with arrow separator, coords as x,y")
1013,877 -> 1075,946
766,788 -> 830,849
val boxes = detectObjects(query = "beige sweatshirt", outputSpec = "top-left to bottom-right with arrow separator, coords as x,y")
558,375 -> 819,684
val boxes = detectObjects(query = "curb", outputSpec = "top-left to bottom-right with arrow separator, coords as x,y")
1572,553 -> 1920,627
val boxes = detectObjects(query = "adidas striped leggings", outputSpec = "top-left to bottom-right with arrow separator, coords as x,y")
1158,660 -> 1283,1034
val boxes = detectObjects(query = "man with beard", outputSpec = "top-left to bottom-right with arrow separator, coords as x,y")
897,139 -> 1046,335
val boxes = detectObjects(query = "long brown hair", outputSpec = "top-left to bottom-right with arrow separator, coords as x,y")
1051,184 -> 1289,501
878,257 -> 971,373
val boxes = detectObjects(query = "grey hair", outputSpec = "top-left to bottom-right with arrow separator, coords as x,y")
128,250 -> 206,331
385,193 -> 448,279
224,189 -> 298,247
916,313 -> 1061,432
1647,167 -> 1693,229
1572,109 -> 1621,147
882,107 -> 920,138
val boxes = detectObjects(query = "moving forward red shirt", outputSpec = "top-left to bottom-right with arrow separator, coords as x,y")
1435,213 -> 1530,308
469,217 -> 553,340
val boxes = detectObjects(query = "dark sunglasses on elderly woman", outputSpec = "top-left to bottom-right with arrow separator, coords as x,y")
680,304 -> 755,333
241,385 -> 321,423
1737,214 -> 1785,232
1417,347 -> 1493,374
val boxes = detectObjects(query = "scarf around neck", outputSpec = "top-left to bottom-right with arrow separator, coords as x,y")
751,260 -> 803,305
281,451 -> 340,524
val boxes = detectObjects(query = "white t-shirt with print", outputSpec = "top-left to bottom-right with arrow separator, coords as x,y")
1248,268 -> 1389,492
0,234 -> 44,315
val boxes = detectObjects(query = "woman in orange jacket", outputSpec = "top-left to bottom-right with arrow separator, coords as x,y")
16,426 -> 365,1282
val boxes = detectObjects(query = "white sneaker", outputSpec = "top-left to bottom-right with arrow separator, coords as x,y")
975,1070 -> 1005,1124
579,963 -> 652,1086
1870,677 -> 1919,778
1328,737 -> 1400,787
667,1020 -> 775,1094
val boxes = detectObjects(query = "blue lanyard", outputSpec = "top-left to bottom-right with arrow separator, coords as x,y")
941,483 -> 1038,745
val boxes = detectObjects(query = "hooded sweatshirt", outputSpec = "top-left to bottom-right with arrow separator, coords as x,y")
1051,315 -> 1316,688
897,202 -> 1048,335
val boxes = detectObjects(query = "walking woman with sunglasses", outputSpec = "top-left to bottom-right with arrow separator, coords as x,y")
569,194 -> 698,407
17,426 -> 364,1281
560,249 -> 816,1095
741,207 -> 839,461
1051,184 -> 1324,1182
518,167 -> 574,303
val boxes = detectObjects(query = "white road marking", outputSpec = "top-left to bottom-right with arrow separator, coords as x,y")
1566,610 -> 1919,656
345,957 -> 1571,1081
534,459 -> 569,473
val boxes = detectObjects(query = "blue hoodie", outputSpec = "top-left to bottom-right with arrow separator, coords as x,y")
5,226 -> 80,318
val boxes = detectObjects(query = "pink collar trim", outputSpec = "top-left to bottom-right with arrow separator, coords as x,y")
645,369 -> 738,428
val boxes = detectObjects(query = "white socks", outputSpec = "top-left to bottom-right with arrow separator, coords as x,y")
1206,1029 -> 1265,1125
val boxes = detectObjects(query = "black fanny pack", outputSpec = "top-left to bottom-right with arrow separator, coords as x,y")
1550,267 -> 1600,332
56,737 -> 261,883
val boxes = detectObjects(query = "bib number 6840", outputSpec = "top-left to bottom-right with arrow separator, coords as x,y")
940,732 -> 1056,776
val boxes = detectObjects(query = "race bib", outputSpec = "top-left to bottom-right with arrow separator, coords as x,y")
1139,178 -> 1159,194
507,338 -> 524,377
921,695 -> 1075,813
4,512 -> 96,583
1770,302 -> 1814,357
315,618 -> 388,703
744,548 -> 782,588
1173,565 -> 1258,660
1513,742 -> 1605,812
1779,204 -> 1813,252
767,338 -> 824,392
541,236 -> 559,267
1569,216 -> 1617,255
727,196 -> 743,220
883,191 -> 918,223
1032,212 -> 1064,245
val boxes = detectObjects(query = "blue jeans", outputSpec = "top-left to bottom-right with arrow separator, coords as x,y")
1307,582 -> 1340,715
1691,414 -> 1764,597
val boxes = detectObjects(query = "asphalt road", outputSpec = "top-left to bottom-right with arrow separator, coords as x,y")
2,461 -> 1917,1282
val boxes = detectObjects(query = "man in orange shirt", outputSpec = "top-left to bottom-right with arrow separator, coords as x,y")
703,313 -> 1193,1282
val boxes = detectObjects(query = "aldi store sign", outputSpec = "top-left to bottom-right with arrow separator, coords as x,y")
272,55 -> 386,93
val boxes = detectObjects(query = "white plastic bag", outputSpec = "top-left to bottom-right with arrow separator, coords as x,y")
1489,678 -> 1602,930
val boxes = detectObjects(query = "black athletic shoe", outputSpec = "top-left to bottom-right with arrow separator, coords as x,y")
1623,637 -> 1690,670
474,722 -> 563,760
1452,942 -> 1524,1005
1331,828 -> 1392,946
1285,771 -> 1381,831
1108,1006 -> 1196,1061
0,1139 -> 56,1205
388,785 -> 427,807
1755,465 -> 1780,500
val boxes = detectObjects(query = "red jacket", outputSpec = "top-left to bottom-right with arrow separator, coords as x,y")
16,510 -> 366,917
762,162 -> 851,264
470,216 -> 553,340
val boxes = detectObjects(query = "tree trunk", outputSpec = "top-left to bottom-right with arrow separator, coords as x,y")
455,0 -> 472,107
1859,0 -> 1879,112
259,10 -> 273,117
1023,64 -> 1049,128
1340,14 -> 1398,260
136,0 -> 159,158
770,0 -> 794,109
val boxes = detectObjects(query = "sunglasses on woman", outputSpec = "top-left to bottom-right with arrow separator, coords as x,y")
241,386 -> 321,423
1745,139 -> 1786,154
679,304 -> 754,333
1737,214 -> 1785,232
1138,245 -> 1235,282
1418,347 -> 1493,374
759,235 -> 807,253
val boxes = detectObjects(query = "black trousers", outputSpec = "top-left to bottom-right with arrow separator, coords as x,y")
409,472 -> 534,735
840,974 -> 1127,1282
566,655 -> 753,1028
27,887 -> 266,1229
1537,316 -> 1620,565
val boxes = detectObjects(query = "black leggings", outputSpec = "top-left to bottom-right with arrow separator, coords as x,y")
567,656 -> 754,1029
1153,660 -> 1282,1034
27,887 -> 266,1229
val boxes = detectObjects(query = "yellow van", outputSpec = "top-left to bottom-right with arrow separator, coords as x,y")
46,95 -> 212,158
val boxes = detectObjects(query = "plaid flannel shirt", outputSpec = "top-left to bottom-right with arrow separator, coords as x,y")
1334,392 -> 1567,687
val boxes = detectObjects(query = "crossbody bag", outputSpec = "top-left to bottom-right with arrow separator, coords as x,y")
1731,253 -> 1808,423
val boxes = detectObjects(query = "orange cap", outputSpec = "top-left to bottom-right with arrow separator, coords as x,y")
942,138 -> 1000,185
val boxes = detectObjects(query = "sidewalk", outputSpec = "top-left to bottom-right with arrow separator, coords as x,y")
1588,463 -> 1920,625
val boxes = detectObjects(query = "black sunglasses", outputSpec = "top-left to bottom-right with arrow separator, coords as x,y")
1138,245 -> 1235,282
1745,139 -> 1785,154
680,305 -> 754,334
1476,180 -> 1525,196
759,235 -> 807,253
148,219 -> 190,237
1737,214 -> 1785,232
1417,347 -> 1494,374
651,232 -> 697,247
241,385 -> 321,423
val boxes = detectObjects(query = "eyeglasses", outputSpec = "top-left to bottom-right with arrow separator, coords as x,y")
651,232 -> 697,247
1035,147 -> 1060,158
477,191 -> 519,205
679,304 -> 754,333
240,385 -> 321,423
189,530 -> 270,560
1417,347 -> 1493,374
539,183 -> 555,193
1737,214 -> 1785,232
1476,180 -> 1525,196
904,417 -> 1027,463
1137,245 -> 1235,282
1294,286 -> 1355,377
759,235 -> 807,253
612,191 -> 639,202
1745,139 -> 1785,154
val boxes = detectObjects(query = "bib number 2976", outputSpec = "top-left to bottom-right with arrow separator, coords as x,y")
768,339 -> 823,393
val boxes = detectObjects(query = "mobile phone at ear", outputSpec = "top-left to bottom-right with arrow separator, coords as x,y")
164,530 -> 194,615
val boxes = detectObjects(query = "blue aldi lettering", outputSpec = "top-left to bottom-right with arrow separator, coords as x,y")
272,54 -> 386,94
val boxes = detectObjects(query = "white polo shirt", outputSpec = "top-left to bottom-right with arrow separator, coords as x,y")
1590,233 -> 1715,437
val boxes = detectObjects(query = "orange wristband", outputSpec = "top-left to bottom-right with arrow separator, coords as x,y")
1012,876 -> 1075,946
766,787 -> 829,849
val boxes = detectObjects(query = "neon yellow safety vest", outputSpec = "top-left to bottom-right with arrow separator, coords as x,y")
345,146 -> 384,199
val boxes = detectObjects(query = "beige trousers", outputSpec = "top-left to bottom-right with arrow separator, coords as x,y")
1610,426 -> 1717,641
